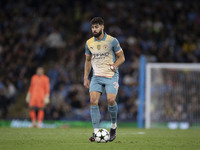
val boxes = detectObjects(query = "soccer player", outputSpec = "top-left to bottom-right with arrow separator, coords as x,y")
25,67 -> 50,128
84,17 -> 125,142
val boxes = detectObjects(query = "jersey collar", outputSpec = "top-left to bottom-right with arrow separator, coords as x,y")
94,33 -> 107,42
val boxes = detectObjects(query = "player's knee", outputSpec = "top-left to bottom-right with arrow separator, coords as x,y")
107,97 -> 115,106
90,98 -> 98,106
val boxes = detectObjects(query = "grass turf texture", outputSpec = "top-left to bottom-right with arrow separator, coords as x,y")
0,128 -> 199,150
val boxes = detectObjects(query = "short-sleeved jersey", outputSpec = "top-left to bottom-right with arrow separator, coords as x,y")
85,33 -> 122,78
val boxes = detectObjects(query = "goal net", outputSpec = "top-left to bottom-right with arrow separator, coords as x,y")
145,63 -> 200,129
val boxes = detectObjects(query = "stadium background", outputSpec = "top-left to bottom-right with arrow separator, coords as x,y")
0,0 -> 200,127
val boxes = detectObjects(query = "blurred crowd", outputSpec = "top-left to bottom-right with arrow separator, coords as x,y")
0,0 -> 200,121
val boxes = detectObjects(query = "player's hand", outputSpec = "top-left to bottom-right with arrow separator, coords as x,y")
44,94 -> 50,104
109,64 -> 116,72
84,78 -> 90,89
25,93 -> 31,103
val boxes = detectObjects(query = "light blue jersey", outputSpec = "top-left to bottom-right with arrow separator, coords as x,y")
85,33 -> 123,94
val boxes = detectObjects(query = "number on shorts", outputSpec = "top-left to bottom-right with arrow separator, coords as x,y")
113,82 -> 119,90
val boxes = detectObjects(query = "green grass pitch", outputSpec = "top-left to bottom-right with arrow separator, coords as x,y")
0,128 -> 200,150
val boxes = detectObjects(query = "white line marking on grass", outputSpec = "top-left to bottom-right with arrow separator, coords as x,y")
137,132 -> 145,134
119,132 -> 145,135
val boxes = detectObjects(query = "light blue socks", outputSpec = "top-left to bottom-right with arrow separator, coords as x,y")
91,103 -> 118,130
108,102 -> 118,125
90,105 -> 100,129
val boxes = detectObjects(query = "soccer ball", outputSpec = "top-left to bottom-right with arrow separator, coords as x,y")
94,128 -> 110,143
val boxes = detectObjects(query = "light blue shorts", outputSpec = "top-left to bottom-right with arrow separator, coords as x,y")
89,75 -> 119,94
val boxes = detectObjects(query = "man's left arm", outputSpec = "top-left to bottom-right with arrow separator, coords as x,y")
114,50 -> 125,67
110,50 -> 125,71
44,77 -> 50,104
110,38 -> 125,71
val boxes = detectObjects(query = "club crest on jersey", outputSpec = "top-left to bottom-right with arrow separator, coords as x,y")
97,45 -> 101,50
103,45 -> 108,50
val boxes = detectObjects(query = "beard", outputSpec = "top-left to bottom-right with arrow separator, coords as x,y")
92,30 -> 103,38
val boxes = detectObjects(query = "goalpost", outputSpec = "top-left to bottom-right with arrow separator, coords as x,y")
145,63 -> 200,129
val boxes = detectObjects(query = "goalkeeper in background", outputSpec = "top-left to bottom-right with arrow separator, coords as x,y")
26,67 -> 50,128
84,17 -> 125,142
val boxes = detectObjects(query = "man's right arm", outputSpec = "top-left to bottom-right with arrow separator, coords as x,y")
26,76 -> 34,103
84,55 -> 92,88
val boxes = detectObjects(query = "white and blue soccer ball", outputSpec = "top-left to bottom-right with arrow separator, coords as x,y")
94,128 -> 110,143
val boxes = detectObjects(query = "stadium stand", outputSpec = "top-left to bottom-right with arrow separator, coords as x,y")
0,0 -> 200,121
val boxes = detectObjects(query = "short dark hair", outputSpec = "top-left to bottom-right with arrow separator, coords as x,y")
90,17 -> 104,25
